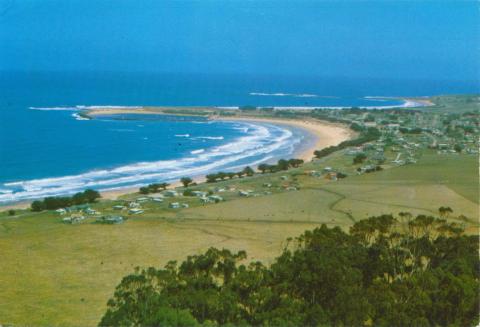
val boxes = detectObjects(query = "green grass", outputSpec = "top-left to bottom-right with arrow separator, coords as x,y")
0,148 -> 478,325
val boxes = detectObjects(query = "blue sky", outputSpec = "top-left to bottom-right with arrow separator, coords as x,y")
0,0 -> 478,80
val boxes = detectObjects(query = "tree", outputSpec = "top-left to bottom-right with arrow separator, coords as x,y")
277,159 -> 289,171
454,144 -> 463,153
439,206 -> 453,217
206,174 -> 217,183
353,153 -> 367,164
8,209 -> 15,216
100,213 -> 479,327
139,187 -> 150,194
258,164 -> 269,174
160,183 -> 170,190
148,183 -> 162,193
180,177 -> 193,188
288,158 -> 304,168
83,189 -> 101,203
243,166 -> 254,176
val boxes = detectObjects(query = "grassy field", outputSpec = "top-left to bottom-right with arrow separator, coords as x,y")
0,147 -> 478,325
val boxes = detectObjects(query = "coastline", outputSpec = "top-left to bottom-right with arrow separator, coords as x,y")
0,115 -> 354,210
81,97 -> 432,118
87,116 -> 354,202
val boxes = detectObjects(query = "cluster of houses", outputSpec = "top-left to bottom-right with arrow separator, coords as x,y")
57,205 -> 101,224
325,107 -> 479,160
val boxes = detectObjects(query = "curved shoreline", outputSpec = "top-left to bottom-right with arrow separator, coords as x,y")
0,114 -> 354,209
97,116 -> 354,202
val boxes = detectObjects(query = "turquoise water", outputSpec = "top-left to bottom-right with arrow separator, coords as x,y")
0,72 -> 477,203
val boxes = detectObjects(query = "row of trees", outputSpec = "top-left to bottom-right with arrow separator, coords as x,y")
258,158 -> 304,173
139,183 -> 170,195
31,189 -> 101,211
206,166 -> 255,183
100,212 -> 479,326
138,158 -> 303,193
314,127 -> 381,159
204,158 -> 304,183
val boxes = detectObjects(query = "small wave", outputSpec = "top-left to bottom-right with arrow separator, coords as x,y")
250,92 -> 301,97
192,136 -> 224,140
72,113 -> 90,121
175,134 -> 190,137
249,92 -> 340,99
109,129 -> 135,132
190,149 -> 205,154
234,126 -> 249,133
75,105 -> 143,110
248,92 -> 316,98
29,106 -> 78,111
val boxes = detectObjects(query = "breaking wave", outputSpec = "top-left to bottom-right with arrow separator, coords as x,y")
0,121 -> 305,203
249,92 -> 339,98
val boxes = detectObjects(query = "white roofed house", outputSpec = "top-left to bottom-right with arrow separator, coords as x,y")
169,202 -> 181,209
192,191 -> 208,197
128,208 -> 144,215
208,195 -> 224,203
84,208 -> 100,215
200,197 -> 212,204
164,190 -> 179,197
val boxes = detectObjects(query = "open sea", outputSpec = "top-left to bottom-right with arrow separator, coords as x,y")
0,71 -> 477,203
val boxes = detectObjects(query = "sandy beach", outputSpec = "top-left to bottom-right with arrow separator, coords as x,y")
97,116 -> 354,201
1,113 -> 354,209
215,116 -> 355,162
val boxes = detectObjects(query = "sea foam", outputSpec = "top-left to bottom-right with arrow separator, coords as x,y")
0,121 -> 304,203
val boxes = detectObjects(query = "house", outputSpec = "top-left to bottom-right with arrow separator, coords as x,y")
325,172 -> 338,181
107,216 -> 124,224
238,190 -> 252,197
345,147 -> 363,155
169,202 -> 181,209
208,195 -> 224,202
113,205 -> 126,210
323,167 -> 334,173
308,170 -> 321,177
129,202 -> 140,208
386,123 -> 400,129
164,190 -> 179,197
200,197 -> 213,204
63,214 -> 85,224
136,197 -> 150,203
84,208 -> 100,215
129,208 -> 144,215
97,215 -> 124,224
263,183 -> 272,187
192,191 -> 208,197
69,204 -> 89,212
181,203 -> 189,208
55,208 -> 67,215
152,197 -> 164,202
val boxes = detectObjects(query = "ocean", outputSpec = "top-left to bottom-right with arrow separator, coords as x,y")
0,71 -> 477,203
